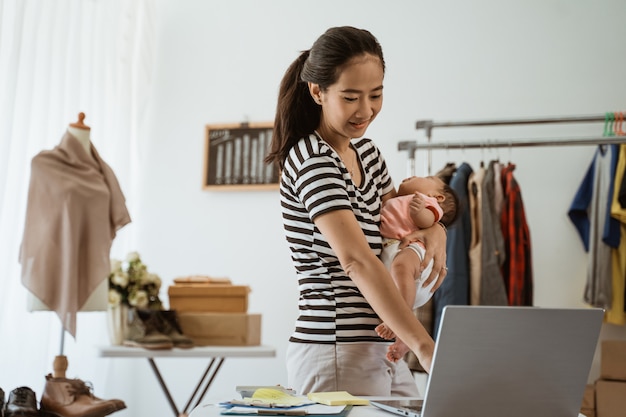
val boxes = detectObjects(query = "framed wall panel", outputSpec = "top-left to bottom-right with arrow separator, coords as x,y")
202,122 -> 279,190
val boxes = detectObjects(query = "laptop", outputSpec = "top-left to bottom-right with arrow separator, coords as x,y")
371,305 -> 603,417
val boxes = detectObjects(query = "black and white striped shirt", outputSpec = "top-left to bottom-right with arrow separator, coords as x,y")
281,133 -> 394,344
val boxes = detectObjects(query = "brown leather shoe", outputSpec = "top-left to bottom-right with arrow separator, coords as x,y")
39,374 -> 126,417
4,387 -> 39,417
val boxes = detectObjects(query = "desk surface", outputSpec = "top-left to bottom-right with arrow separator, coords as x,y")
189,400 -> 589,417
97,345 -> 276,358
190,404 -> 391,417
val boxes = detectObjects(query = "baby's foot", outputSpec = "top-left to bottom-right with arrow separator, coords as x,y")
375,323 -> 396,340
386,339 -> 411,362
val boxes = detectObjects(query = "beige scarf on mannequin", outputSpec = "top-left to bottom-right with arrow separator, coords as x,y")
19,131 -> 131,337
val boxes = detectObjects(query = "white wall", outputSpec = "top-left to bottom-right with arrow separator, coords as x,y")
98,1 -> 626,415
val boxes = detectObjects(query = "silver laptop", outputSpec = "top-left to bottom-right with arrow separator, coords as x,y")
371,305 -> 603,417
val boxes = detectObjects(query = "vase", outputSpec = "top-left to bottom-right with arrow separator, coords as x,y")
107,304 -> 130,345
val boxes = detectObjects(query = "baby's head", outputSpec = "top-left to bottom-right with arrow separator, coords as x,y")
397,176 -> 459,226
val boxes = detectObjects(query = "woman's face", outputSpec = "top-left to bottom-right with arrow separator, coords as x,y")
311,54 -> 384,144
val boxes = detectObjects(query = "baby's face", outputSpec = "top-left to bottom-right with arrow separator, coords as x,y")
398,176 -> 445,197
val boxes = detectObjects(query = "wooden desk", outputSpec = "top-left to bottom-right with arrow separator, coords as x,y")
98,345 -> 276,417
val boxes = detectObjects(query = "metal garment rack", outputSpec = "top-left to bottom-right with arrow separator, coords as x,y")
397,114 -> 626,175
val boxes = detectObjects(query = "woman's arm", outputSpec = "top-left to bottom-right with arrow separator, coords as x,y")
314,208 -> 435,373
399,223 -> 447,291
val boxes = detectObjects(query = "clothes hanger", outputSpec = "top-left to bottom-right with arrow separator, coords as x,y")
507,140 -> 513,166
614,111 -> 624,136
479,143 -> 485,168
69,112 -> 91,130
603,112 -> 614,137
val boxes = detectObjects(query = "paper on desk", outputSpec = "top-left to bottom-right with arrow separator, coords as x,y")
222,388 -> 314,408
307,391 -> 369,406
251,388 -> 312,406
221,404 -> 347,416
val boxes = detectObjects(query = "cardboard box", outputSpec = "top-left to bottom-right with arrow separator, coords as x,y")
595,379 -> 626,417
178,312 -> 261,346
168,284 -> 249,313
580,383 -> 595,417
600,340 -> 626,381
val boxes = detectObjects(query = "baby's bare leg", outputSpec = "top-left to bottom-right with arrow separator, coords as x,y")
375,248 -> 422,340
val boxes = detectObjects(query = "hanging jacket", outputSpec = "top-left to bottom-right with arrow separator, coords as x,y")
433,162 -> 473,336
568,144 -> 619,309
500,163 -> 533,306
479,160 -> 508,306
607,144 -> 626,325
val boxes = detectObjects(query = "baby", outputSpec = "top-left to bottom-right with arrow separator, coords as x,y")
376,175 -> 459,361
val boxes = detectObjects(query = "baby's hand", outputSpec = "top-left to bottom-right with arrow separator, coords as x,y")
409,193 -> 426,215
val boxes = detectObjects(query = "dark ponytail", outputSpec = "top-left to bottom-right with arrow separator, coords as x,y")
265,50 -> 320,168
265,26 -> 385,169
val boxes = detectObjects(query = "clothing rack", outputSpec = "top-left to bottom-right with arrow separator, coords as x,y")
398,114 -> 626,175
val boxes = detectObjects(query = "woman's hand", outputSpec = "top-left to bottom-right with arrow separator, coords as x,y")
398,223 -> 447,290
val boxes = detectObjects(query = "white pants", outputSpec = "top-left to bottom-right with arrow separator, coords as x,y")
286,342 -> 420,396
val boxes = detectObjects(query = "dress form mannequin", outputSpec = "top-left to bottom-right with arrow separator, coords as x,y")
28,111 -> 107,313
26,112 -> 108,378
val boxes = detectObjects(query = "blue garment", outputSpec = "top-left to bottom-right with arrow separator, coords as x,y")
568,144 -> 619,308
568,145 -> 620,251
433,162 -> 473,337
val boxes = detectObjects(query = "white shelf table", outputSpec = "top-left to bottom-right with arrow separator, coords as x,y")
98,345 -> 276,417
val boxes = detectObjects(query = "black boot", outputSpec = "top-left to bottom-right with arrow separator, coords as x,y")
4,387 -> 38,417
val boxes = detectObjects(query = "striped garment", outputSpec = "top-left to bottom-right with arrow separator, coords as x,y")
280,133 -> 394,344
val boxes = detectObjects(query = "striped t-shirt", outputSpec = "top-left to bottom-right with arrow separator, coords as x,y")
280,133 -> 394,344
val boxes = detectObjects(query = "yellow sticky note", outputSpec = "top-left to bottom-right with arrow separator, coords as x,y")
307,391 -> 369,406
250,388 -> 308,406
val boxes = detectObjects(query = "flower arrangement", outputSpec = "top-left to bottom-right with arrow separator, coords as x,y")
108,251 -> 163,310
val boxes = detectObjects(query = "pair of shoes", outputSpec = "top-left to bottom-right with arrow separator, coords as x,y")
39,373 -> 126,417
3,386 -> 39,417
123,309 -> 194,349
159,310 -> 195,349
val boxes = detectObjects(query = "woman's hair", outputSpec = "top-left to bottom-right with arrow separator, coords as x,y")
265,26 -> 385,168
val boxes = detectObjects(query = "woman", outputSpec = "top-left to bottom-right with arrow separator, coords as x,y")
265,26 -> 447,396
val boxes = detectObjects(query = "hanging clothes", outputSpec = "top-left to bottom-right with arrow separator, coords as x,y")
478,160 -> 508,306
607,144 -> 626,325
500,163 -> 533,306
432,162 -> 473,336
19,131 -> 131,337
467,164 -> 485,305
493,161 -> 504,219
568,144 -> 620,310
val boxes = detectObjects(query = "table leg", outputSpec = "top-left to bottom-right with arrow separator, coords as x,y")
191,358 -> 224,410
147,357 -> 226,417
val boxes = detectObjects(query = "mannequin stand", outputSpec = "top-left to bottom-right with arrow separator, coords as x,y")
53,323 -> 68,378
53,355 -> 68,379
